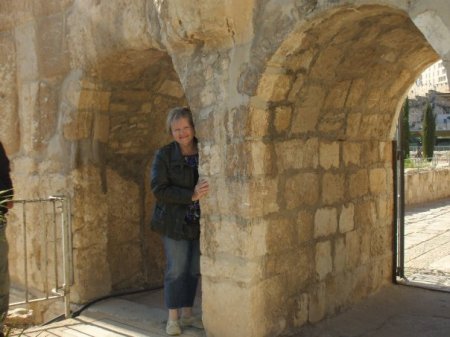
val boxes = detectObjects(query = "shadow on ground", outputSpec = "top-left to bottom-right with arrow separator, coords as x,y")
287,284 -> 450,337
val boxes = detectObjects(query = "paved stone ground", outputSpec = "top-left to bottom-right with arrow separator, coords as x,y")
287,285 -> 450,337
10,199 -> 450,336
10,289 -> 205,337
403,198 -> 450,290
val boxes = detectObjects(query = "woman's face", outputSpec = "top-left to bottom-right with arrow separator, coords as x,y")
171,117 -> 195,147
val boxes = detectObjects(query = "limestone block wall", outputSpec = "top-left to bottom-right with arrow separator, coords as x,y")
191,4 -> 439,337
405,168 -> 450,205
2,0 -> 75,300
1,0 -> 187,304
1,0 -> 450,336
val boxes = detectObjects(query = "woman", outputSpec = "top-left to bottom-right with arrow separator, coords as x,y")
150,107 -> 209,336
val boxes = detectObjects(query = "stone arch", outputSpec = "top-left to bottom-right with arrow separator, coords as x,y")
61,48 -> 188,301
2,0 -> 203,314
240,3 -> 438,335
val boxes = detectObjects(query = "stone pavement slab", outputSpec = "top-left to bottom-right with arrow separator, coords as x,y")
404,198 -> 450,289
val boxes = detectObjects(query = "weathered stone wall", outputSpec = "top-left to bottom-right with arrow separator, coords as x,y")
405,168 -> 450,205
49,52 -> 188,301
199,5 -> 437,336
2,0 -> 450,336
3,0 -> 75,299
1,0 -> 187,305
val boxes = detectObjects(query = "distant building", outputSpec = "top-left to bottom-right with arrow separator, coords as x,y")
408,60 -> 450,98
409,91 -> 450,132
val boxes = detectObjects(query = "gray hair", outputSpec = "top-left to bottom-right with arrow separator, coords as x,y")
166,107 -> 194,134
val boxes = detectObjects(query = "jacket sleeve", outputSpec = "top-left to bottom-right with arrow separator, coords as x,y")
0,143 -> 13,199
150,149 -> 194,205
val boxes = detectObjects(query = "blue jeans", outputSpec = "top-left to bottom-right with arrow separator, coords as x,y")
163,236 -> 200,309
0,224 -> 9,328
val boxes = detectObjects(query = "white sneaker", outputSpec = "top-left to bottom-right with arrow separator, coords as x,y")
166,320 -> 181,335
180,315 -> 204,329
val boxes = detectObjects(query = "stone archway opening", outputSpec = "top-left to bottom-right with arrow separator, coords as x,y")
250,4 -> 439,334
65,49 -> 188,301
399,60 -> 450,289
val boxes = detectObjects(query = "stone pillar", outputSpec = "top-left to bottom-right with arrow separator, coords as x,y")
200,145 -> 277,337
169,43 -> 276,335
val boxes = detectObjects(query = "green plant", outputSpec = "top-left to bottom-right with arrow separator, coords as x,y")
422,102 -> 436,161
0,188 -> 13,222
404,158 -> 413,168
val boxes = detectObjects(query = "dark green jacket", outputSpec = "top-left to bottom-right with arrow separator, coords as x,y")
0,142 -> 13,216
150,141 -> 198,240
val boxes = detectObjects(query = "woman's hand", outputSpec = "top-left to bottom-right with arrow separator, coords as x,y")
192,179 -> 209,201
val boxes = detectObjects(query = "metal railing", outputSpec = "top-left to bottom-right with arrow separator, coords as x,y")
405,152 -> 450,171
8,195 -> 73,318
410,145 -> 450,152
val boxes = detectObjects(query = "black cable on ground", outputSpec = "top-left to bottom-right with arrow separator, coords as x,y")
42,285 -> 164,326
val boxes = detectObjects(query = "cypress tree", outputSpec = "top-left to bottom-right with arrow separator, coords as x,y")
422,102 -> 436,161
401,98 -> 410,159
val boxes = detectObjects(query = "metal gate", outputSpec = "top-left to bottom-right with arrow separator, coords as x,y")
394,130 -> 405,280
8,195 -> 73,318
394,103 -> 412,282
